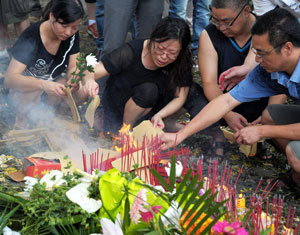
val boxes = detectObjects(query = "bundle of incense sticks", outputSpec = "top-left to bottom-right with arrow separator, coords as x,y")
82,131 -> 300,232
82,133 -> 192,185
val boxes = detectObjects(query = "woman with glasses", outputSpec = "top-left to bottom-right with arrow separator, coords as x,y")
91,17 -> 207,134
198,0 -> 287,135
5,0 -> 98,129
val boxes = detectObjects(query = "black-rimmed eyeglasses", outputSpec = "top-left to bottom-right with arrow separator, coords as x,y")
210,3 -> 248,29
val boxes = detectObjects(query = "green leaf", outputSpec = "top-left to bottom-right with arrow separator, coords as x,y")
190,201 -> 226,234
168,156 -> 176,191
181,180 -> 203,215
0,192 -> 27,208
174,169 -> 192,199
0,204 -> 20,232
145,231 -> 160,235
197,211 -> 225,235
150,169 -> 172,192
123,195 -> 131,230
242,207 -> 254,227
178,174 -> 199,208
158,217 -> 167,235
260,227 -> 271,235
182,189 -> 216,231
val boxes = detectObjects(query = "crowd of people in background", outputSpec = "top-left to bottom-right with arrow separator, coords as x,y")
1,0 -> 300,193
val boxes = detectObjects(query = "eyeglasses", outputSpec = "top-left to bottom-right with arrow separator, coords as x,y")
153,43 -> 179,60
251,43 -> 286,59
210,3 -> 248,29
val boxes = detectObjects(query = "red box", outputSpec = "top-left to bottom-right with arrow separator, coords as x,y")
6,157 -> 61,182
23,157 -> 61,178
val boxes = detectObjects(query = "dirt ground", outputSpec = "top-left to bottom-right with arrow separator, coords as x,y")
0,13 -> 300,223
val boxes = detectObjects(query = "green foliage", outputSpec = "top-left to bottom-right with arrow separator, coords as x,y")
70,53 -> 95,84
0,174 -> 101,235
0,204 -> 20,234
150,155 -> 227,234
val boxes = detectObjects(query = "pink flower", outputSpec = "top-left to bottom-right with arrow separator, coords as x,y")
141,206 -> 162,223
212,221 -> 248,235
130,188 -> 148,224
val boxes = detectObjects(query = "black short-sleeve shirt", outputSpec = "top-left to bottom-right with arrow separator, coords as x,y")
11,22 -> 80,81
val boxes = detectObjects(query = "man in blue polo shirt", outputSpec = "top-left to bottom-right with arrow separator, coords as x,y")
162,8 -> 300,190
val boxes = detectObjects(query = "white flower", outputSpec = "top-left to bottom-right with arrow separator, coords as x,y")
161,201 -> 182,230
23,176 -> 38,192
165,161 -> 183,177
86,54 -> 98,67
100,213 -> 123,235
40,170 -> 66,190
66,183 -> 102,213
153,185 -> 165,192
3,226 -> 21,235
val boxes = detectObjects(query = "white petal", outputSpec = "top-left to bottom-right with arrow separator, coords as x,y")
80,197 -> 102,213
175,161 -> 183,177
40,170 -> 64,189
165,162 -> 183,177
161,201 -> 182,230
86,54 -> 98,67
54,179 -> 67,187
66,183 -> 102,213
100,218 -> 123,235
153,185 -> 165,192
3,226 -> 21,235
24,176 -> 38,186
24,177 -> 38,191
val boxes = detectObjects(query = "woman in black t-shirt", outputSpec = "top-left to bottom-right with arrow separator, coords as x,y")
91,17 -> 206,134
5,0 -> 98,128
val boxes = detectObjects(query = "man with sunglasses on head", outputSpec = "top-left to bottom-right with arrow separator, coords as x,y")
196,0 -> 285,157
163,8 -> 300,192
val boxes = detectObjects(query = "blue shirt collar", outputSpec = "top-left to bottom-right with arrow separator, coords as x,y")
289,58 -> 300,83
271,58 -> 300,83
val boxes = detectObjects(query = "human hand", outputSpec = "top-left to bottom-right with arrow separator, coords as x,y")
67,80 -> 80,93
219,65 -> 249,91
160,132 -> 182,150
83,79 -> 99,98
224,112 -> 248,132
234,125 -> 262,145
151,115 -> 165,129
42,80 -> 67,97
251,116 -> 262,125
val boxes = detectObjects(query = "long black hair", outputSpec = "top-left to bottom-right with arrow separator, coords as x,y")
43,0 -> 84,24
149,16 -> 193,95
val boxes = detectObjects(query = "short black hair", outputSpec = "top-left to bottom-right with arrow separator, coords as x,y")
251,8 -> 300,51
43,0 -> 84,24
211,0 -> 249,11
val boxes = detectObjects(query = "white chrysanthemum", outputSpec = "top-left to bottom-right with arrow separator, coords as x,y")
86,54 -> 98,67
23,176 -> 38,192
40,170 -> 66,190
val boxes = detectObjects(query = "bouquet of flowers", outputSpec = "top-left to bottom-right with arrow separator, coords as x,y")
0,157 -> 230,235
